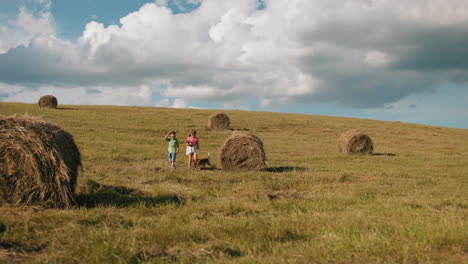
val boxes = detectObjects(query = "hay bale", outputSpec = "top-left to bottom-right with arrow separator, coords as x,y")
219,132 -> 267,170
38,95 -> 58,109
0,115 -> 81,208
208,112 -> 231,129
338,129 -> 374,155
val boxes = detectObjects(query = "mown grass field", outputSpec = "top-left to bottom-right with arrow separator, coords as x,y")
0,102 -> 467,263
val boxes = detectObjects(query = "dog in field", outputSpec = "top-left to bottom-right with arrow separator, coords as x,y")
195,153 -> 211,169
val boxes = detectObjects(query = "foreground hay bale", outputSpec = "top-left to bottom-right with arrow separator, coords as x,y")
219,132 -> 267,170
338,129 -> 374,155
0,115 -> 81,208
38,95 -> 58,109
208,112 -> 231,129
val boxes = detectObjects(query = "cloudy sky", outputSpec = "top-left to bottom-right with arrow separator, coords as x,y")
1,0 -> 467,128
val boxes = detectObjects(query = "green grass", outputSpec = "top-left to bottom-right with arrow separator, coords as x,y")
1,102 -> 467,263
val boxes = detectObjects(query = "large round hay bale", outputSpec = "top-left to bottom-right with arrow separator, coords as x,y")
208,112 -> 231,129
338,129 -> 374,155
219,132 -> 267,170
0,115 -> 81,208
38,95 -> 58,109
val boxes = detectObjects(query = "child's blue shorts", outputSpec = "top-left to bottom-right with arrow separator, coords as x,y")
168,153 -> 177,162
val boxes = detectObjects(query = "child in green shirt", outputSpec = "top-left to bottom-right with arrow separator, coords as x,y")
164,131 -> 179,169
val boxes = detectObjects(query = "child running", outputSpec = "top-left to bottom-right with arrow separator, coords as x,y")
186,129 -> 199,169
164,131 -> 179,169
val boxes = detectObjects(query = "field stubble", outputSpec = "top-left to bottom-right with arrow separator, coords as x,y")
0,103 -> 467,263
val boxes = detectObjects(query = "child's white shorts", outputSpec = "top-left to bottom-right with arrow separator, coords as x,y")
186,146 -> 198,155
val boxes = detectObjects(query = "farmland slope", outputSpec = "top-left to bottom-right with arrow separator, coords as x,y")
1,102 -> 467,263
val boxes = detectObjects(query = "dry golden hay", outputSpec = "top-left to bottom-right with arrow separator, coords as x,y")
338,129 -> 374,155
38,95 -> 58,109
208,112 -> 231,129
219,132 -> 267,170
0,115 -> 81,208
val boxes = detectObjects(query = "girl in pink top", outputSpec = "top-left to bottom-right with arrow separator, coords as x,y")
186,129 -> 200,169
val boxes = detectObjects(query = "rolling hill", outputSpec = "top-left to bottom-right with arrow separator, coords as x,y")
1,102 -> 467,263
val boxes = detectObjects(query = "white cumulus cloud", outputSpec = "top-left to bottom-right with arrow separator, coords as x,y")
0,6 -> 54,54
172,98 -> 188,108
0,0 -> 468,110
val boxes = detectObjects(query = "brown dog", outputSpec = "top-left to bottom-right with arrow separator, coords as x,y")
195,153 -> 211,169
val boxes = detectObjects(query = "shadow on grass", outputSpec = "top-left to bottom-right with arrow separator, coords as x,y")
75,180 -> 183,208
372,153 -> 396,157
263,166 -> 307,173
197,166 -> 217,171
57,107 -> 78,110
229,128 -> 250,131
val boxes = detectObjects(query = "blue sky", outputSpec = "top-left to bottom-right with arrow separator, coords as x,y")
51,0 -> 204,40
0,0 -> 467,129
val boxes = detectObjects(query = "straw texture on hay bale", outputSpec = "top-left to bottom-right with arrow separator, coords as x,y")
0,115 -> 81,208
338,129 -> 374,155
38,95 -> 58,109
219,132 -> 267,170
208,112 -> 231,129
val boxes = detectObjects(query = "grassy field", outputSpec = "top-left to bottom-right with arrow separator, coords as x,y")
0,102 -> 467,263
